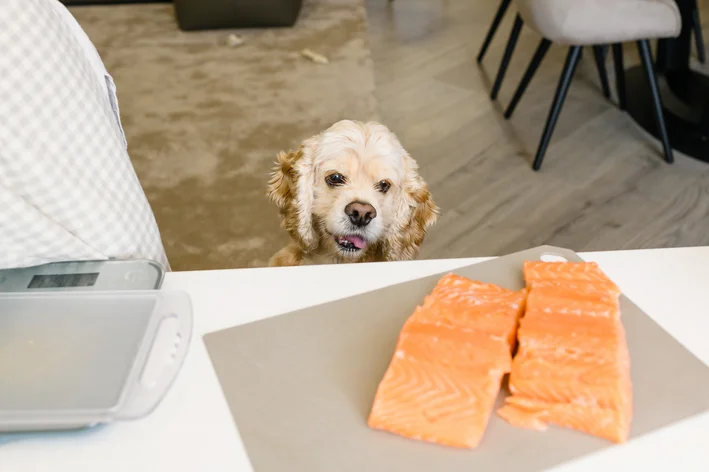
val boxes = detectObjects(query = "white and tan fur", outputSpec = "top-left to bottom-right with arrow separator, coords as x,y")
267,120 -> 439,267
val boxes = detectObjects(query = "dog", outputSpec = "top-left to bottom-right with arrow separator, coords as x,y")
267,120 -> 438,267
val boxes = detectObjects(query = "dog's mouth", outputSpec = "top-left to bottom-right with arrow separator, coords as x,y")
335,234 -> 368,252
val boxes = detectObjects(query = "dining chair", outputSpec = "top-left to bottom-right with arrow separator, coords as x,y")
503,0 -> 681,171
477,0 -> 612,104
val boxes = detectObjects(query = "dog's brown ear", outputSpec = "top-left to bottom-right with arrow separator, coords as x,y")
407,183 -> 439,243
267,138 -> 319,250
267,149 -> 301,210
384,153 -> 439,261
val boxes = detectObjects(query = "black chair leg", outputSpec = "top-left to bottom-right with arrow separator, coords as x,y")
601,44 -> 609,60
692,5 -> 706,64
612,43 -> 627,110
637,39 -> 674,164
504,38 -> 551,119
592,45 -> 611,99
532,46 -> 583,171
477,0 -> 513,63
490,13 -> 524,100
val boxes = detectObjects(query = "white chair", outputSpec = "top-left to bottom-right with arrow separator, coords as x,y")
503,0 -> 681,171
477,0 -> 612,103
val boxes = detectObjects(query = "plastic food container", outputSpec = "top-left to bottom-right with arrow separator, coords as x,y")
0,289 -> 193,433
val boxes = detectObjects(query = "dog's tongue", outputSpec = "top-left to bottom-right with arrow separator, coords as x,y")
342,235 -> 366,249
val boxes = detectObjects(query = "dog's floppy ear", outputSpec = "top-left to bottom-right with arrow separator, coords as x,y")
267,136 -> 319,251
384,152 -> 439,261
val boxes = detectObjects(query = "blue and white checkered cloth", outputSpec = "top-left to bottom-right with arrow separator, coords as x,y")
0,0 -> 169,271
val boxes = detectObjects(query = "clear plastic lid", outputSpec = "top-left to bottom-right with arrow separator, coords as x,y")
0,289 -> 193,432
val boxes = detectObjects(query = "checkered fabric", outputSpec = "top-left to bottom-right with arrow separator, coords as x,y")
0,0 -> 170,271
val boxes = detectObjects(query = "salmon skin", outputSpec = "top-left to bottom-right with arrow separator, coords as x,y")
367,273 -> 526,449
498,261 -> 633,444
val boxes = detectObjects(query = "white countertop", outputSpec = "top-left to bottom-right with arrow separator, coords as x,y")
2,247 -> 709,471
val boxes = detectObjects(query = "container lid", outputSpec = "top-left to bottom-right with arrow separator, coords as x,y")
0,289 -> 193,432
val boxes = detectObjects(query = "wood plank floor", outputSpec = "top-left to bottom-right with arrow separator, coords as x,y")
365,0 -> 709,259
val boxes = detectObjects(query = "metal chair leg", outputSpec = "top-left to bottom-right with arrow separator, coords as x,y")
490,13 -> 524,100
504,38 -> 551,119
532,46 -> 583,171
637,39 -> 674,164
477,0 -> 513,63
612,43 -> 627,110
592,45 -> 611,99
692,5 -> 706,63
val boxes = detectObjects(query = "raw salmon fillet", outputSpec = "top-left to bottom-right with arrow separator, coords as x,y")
523,260 -> 621,298
368,273 -> 526,449
498,261 -> 633,443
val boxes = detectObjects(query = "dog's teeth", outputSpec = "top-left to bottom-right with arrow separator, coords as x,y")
336,236 -> 360,251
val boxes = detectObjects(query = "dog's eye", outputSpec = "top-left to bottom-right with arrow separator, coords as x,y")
325,173 -> 346,187
377,180 -> 391,193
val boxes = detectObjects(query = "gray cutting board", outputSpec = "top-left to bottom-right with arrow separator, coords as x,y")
203,245 -> 709,471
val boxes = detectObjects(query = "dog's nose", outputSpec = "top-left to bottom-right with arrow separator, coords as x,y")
345,201 -> 377,227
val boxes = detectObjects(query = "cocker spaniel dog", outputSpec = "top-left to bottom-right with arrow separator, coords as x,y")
267,120 -> 438,267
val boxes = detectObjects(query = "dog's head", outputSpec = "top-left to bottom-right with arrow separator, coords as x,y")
267,120 -> 438,263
